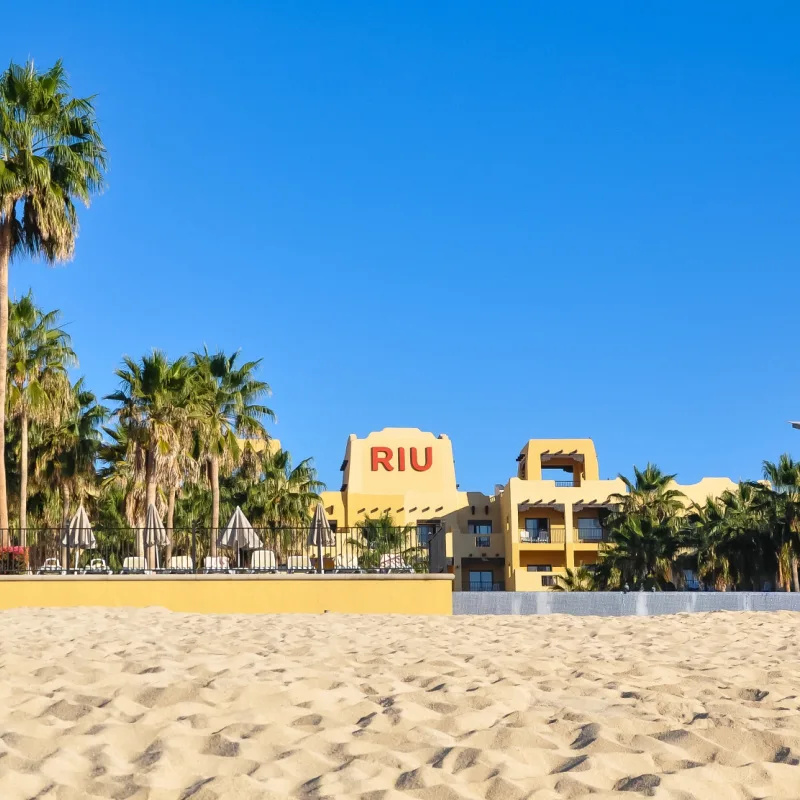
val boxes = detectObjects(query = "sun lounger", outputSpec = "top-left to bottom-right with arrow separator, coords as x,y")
249,549 -> 277,573
334,554 -> 361,573
203,556 -> 231,573
122,556 -> 148,574
83,558 -> 112,575
285,555 -> 314,573
37,558 -> 65,575
167,555 -> 194,574
379,554 -> 413,573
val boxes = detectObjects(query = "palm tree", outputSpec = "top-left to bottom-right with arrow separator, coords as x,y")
7,292 -> 76,536
686,482 -> 771,590
253,448 -> 324,528
0,60 -> 106,532
191,349 -> 274,555
98,421 -> 146,528
552,566 -> 596,591
608,463 -> 685,525
105,351 -> 192,556
600,515 -> 680,589
35,378 -> 106,529
761,455 -> 800,592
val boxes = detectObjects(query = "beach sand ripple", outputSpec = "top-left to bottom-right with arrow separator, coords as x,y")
0,608 -> 798,798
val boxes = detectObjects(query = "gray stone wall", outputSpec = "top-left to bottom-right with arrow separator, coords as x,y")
453,591 -> 800,616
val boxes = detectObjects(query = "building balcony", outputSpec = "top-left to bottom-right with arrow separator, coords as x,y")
519,525 -> 566,545
468,582 -> 505,592
574,526 -> 608,543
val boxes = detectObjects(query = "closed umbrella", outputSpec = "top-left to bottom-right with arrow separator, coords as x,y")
144,504 -> 168,569
62,504 -> 96,570
218,507 -> 261,567
307,503 -> 335,573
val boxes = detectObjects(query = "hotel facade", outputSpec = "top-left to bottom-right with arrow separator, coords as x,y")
319,428 -> 736,591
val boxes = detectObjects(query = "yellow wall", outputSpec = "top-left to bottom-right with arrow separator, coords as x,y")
0,575 -> 454,615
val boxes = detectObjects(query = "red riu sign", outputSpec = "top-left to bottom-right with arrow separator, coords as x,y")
371,446 -> 432,472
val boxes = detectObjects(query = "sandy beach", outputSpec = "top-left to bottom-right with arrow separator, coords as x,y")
0,609 -> 798,798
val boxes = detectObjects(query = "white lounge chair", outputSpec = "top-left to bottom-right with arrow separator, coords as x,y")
37,558 -> 64,575
168,555 -> 194,573
249,549 -> 277,572
84,558 -> 112,575
285,555 -> 314,573
203,556 -> 230,573
379,554 -> 413,573
122,556 -> 147,574
334,554 -> 361,573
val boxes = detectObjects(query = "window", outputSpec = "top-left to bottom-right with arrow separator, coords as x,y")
577,518 -> 603,540
526,565 -> 552,572
523,518 -> 550,542
468,521 -> 493,534
469,571 -> 494,591
416,523 -> 439,546
541,575 -> 557,587
475,535 -> 491,548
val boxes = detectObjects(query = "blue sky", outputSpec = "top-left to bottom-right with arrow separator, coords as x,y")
6,1 -> 800,492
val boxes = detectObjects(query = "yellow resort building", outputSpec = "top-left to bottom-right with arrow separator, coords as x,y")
319,428 -> 736,592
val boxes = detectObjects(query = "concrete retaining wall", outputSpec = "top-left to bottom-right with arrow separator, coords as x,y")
453,591 -> 800,616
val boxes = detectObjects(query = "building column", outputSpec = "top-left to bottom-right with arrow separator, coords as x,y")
563,501 -> 575,569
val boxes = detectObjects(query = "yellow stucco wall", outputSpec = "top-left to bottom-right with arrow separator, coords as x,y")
0,575 -> 454,615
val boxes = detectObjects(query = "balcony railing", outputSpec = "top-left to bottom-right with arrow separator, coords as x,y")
520,525 -> 566,544
468,582 -> 505,592
575,526 -> 607,542
555,480 -> 576,487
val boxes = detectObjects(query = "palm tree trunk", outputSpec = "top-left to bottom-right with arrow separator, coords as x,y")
0,212 -> 11,544
210,455 -> 219,558
19,412 -> 28,545
60,485 -> 71,569
166,485 -> 176,563
792,556 -> 799,593
143,445 -> 156,564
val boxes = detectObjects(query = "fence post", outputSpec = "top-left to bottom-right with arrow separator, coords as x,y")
191,523 -> 197,574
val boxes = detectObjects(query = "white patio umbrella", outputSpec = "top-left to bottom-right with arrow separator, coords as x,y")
143,504 -> 168,569
307,503 -> 335,573
62,504 -> 96,570
218,507 -> 261,566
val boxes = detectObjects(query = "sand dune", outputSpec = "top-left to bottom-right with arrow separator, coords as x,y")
0,608 -> 798,798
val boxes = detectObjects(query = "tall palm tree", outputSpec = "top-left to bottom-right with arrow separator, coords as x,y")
98,421 -> 146,528
761,455 -> 800,591
191,349 -> 274,555
600,515 -> 680,589
7,292 -> 76,535
35,378 -> 106,528
608,463 -> 686,524
254,448 -> 324,528
687,482 -> 771,590
105,351 -> 192,556
0,60 -> 106,533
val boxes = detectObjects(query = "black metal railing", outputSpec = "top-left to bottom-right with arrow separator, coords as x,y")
0,527 -> 430,576
575,526 -> 607,542
468,582 -> 505,592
